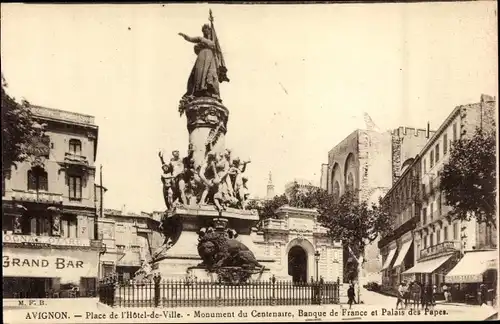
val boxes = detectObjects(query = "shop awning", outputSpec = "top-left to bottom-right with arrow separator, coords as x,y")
402,254 -> 452,274
445,250 -> 498,284
381,248 -> 397,271
393,241 -> 413,268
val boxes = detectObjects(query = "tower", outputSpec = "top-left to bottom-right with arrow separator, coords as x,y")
266,171 -> 275,199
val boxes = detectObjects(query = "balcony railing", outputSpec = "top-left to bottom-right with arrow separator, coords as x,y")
64,152 -> 89,165
10,189 -> 63,204
419,240 -> 460,259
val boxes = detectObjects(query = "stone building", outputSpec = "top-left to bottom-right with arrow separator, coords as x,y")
378,156 -> 422,289
402,94 -> 497,291
97,209 -> 156,281
321,126 -> 434,283
2,105 -> 102,298
255,205 -> 343,282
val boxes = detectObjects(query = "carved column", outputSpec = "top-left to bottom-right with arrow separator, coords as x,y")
47,206 -> 62,237
181,97 -> 229,169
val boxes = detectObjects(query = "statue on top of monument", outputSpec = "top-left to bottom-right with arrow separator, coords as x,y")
178,9 -> 229,112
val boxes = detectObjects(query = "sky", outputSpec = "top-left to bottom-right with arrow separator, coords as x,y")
1,2 -> 497,213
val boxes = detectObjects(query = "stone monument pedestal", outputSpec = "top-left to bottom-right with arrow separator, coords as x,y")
151,204 -> 276,281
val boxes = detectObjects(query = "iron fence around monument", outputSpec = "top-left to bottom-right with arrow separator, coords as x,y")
98,277 -> 340,308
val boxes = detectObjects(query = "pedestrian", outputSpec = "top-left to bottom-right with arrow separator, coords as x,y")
442,283 -> 449,303
347,283 -> 356,309
432,284 -> 437,306
396,282 -> 405,309
412,281 -> 421,309
425,285 -> 434,309
404,282 -> 411,308
479,284 -> 487,305
421,284 -> 427,310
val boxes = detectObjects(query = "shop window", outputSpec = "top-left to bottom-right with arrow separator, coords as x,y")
80,278 -> 97,297
68,175 -> 82,200
27,167 -> 48,191
69,139 -> 82,155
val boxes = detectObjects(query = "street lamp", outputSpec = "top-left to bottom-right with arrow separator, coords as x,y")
314,251 -> 321,281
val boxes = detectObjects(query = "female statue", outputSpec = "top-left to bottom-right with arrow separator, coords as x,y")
179,24 -> 223,100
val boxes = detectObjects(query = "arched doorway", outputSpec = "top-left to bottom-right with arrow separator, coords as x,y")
288,246 -> 308,283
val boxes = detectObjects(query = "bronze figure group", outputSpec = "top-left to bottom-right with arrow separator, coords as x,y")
159,146 -> 250,211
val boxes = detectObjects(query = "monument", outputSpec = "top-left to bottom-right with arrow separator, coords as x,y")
140,10 -> 274,284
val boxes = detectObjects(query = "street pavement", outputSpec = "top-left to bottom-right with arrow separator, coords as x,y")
2,289 -> 497,323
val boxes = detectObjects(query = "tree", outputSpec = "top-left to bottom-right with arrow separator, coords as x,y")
1,74 -> 44,178
316,189 -> 392,282
440,127 -> 497,227
251,193 -> 289,220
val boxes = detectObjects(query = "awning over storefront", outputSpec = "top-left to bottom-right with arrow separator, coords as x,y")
393,241 -> 413,268
445,250 -> 498,283
402,254 -> 452,274
381,248 -> 397,271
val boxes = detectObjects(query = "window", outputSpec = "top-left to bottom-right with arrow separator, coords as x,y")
430,233 -> 434,247
423,235 -> 427,249
69,176 -> 82,200
437,230 -> 441,244
443,134 -> 448,155
423,159 -> 426,174
453,123 -> 457,141
422,207 -> 427,224
27,167 -> 48,191
430,202 -> 434,220
435,144 -> 440,163
102,264 -> 114,278
453,223 -> 458,240
438,194 -> 442,216
69,139 -> 82,155
430,151 -> 434,168
60,215 -> 77,238
444,226 -> 448,241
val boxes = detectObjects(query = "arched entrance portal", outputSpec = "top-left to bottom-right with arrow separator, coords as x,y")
288,246 -> 308,283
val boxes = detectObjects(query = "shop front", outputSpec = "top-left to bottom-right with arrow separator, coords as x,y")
2,246 -> 99,298
402,252 -> 458,295
445,250 -> 498,304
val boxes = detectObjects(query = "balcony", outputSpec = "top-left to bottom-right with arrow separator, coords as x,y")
419,240 -> 461,260
10,189 -> 63,204
64,152 -> 89,166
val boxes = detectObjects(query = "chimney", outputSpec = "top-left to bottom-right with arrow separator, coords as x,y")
426,122 -> 430,138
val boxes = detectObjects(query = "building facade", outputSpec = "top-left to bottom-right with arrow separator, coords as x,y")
321,126 -> 434,283
97,209 -> 156,281
402,94 -> 497,293
378,156 -> 422,289
255,206 -> 343,283
2,105 -> 102,298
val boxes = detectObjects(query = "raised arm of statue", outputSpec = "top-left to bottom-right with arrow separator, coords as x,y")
178,33 -> 215,48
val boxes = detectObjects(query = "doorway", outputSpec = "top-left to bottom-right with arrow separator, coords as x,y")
288,246 -> 308,283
